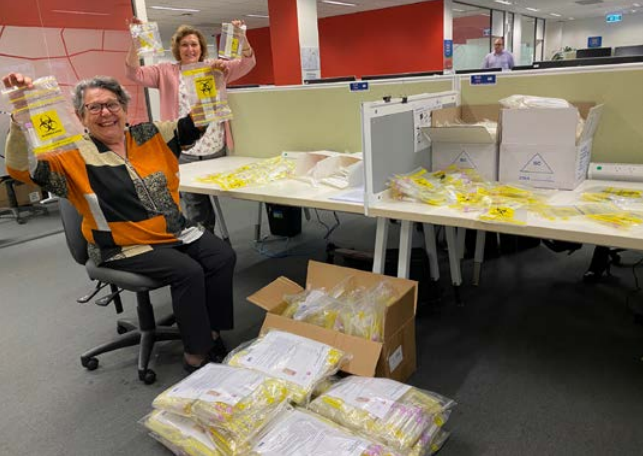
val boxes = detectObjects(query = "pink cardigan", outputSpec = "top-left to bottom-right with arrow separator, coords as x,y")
125,55 -> 256,150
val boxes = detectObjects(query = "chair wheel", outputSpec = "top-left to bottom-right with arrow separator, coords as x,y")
81,357 -> 99,371
16,218 -> 26,225
116,324 -> 129,334
139,369 -> 156,384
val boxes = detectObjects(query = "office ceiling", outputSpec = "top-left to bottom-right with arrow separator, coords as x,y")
452,0 -> 642,21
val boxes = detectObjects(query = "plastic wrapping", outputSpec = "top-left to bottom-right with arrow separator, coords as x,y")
224,329 -> 350,404
1,76 -> 84,155
140,410 -> 222,456
282,288 -> 341,329
388,168 -> 455,206
478,205 -> 528,225
580,186 -> 643,205
309,376 -> 455,455
218,22 -> 247,60
181,63 -> 232,127
529,204 -> 584,221
129,22 -> 165,59
248,407 -> 403,456
195,156 -> 295,190
499,95 -> 571,110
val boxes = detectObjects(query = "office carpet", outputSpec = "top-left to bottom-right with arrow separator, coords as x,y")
1,197 -> 642,456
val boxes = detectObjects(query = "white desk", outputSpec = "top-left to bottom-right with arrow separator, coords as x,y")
180,157 -> 364,214
368,179 -> 643,298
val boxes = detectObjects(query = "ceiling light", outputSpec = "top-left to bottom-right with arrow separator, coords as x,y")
526,7 -> 540,12
634,3 -> 641,6
52,9 -> 110,16
150,6 -> 201,12
453,8 -> 465,12
494,0 -> 512,4
321,0 -> 357,6
569,17 -> 575,20
246,14 -> 269,18
550,13 -> 562,17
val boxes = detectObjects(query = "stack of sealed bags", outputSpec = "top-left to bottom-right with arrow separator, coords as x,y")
140,329 -> 351,455
308,376 -> 455,456
280,276 -> 398,342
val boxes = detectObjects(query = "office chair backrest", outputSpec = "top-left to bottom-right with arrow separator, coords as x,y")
59,198 -> 89,266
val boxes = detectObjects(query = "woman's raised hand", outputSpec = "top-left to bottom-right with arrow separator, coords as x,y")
2,73 -> 33,89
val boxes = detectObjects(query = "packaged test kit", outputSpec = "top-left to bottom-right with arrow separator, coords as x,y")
130,21 -> 165,59
181,63 -> 233,127
218,22 -> 247,60
140,410 -> 222,456
1,76 -> 84,155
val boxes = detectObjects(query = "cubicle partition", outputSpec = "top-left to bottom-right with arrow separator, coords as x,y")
458,63 -> 643,164
226,77 -> 455,158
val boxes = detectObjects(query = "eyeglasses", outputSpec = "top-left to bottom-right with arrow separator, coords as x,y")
84,101 -> 122,115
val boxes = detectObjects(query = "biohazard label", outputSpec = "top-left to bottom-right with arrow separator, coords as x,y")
231,37 -> 239,55
194,76 -> 217,100
451,150 -> 477,169
520,153 -> 554,174
31,109 -> 66,141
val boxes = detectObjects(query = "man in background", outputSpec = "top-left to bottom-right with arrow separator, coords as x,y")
483,38 -> 515,70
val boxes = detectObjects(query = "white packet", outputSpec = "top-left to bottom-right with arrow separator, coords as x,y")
130,22 -> 165,59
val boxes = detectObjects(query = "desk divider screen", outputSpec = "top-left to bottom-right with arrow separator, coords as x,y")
361,91 -> 458,213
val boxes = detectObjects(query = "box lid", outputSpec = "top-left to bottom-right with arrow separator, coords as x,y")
579,104 -> 604,144
423,126 -> 496,144
501,107 -> 579,146
247,276 -> 303,314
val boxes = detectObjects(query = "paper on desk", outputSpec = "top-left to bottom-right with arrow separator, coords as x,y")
329,187 -> 364,203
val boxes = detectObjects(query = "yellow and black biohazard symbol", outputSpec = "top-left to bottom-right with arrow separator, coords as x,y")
195,75 -> 217,100
31,109 -> 66,141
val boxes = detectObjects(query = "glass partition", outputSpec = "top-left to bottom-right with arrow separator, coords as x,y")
453,2 -> 492,71
520,15 -> 536,65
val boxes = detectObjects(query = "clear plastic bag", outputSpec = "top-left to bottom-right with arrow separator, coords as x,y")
309,376 -> 455,455
1,76 -> 84,155
224,329 -> 350,404
218,22 -> 247,60
195,156 -> 295,190
140,410 -> 222,456
334,281 -> 396,342
478,204 -> 528,225
248,407 -> 403,456
181,63 -> 233,127
282,288 -> 341,329
129,21 -> 165,59
499,95 -> 571,110
580,186 -> 643,206
388,168 -> 455,206
529,204 -> 584,221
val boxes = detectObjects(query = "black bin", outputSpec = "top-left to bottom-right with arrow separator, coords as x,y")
266,203 -> 302,237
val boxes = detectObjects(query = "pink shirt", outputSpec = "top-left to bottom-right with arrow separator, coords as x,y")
125,55 -> 256,150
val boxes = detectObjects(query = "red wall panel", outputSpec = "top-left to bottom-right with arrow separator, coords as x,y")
267,0 -> 302,85
453,15 -> 490,45
318,1 -> 444,79
229,27 -> 274,86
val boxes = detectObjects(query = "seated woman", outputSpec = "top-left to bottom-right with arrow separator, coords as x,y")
3,73 -> 235,373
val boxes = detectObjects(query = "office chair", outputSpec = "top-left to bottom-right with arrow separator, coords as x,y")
59,198 -> 181,384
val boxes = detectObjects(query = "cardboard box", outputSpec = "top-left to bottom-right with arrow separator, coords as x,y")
423,104 -> 500,181
247,261 -> 418,382
499,103 -> 604,190
284,151 -> 364,189
0,180 -> 42,208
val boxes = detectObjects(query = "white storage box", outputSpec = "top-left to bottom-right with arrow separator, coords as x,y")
499,103 -> 603,190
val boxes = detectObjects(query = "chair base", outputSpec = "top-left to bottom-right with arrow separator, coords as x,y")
80,316 -> 181,384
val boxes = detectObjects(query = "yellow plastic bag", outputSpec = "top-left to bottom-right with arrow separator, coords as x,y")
140,410 -> 222,456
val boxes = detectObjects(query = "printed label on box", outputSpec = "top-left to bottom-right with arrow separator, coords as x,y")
28,191 -> 40,203
388,345 -> 404,372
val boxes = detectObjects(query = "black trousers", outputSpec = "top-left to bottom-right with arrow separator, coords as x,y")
103,230 -> 236,355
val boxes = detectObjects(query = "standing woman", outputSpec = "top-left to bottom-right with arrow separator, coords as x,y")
126,19 -> 256,232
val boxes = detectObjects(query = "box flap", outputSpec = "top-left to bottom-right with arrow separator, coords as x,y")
461,104 -> 501,123
423,126 -> 495,144
247,276 -> 304,313
501,107 -> 579,146
579,104 -> 603,144
261,313 -> 383,377
431,106 -> 461,125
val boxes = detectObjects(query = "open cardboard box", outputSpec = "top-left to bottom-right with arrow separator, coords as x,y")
283,151 -> 363,189
0,181 -> 42,208
423,104 -> 501,181
499,102 -> 604,190
247,261 -> 418,382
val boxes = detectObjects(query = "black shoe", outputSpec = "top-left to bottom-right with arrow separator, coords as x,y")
208,337 -> 229,363
583,246 -> 611,283
183,358 -> 210,374
543,239 -> 582,255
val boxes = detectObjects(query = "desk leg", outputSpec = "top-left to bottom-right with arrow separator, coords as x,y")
445,226 -> 463,304
398,220 -> 413,279
457,227 -> 466,260
473,230 -> 486,286
423,223 -> 440,281
209,196 -> 230,244
372,217 -> 389,274
255,202 -> 263,242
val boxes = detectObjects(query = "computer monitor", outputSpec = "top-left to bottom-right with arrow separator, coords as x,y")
614,45 -> 643,57
303,76 -> 356,85
361,71 -> 443,81
576,47 -> 612,58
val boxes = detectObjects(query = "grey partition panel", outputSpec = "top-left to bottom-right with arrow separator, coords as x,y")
370,111 -> 431,195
